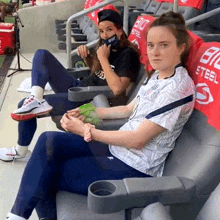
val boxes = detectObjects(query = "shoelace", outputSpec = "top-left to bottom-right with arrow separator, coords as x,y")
6,147 -> 17,164
23,95 -> 42,107
23,95 -> 35,106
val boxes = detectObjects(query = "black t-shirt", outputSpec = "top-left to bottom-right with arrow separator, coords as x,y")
80,46 -> 140,87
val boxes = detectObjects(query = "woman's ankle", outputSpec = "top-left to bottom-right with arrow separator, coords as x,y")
15,145 -> 28,156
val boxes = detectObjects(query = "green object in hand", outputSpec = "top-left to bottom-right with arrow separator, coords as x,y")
79,103 -> 102,125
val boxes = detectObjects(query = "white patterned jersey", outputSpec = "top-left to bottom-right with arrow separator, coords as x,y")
109,66 -> 195,177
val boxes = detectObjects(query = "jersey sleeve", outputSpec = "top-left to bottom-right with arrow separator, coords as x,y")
115,48 -> 140,82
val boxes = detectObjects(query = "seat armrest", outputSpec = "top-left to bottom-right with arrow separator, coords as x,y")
90,94 -> 128,130
66,67 -> 90,78
68,86 -> 114,102
96,118 -> 128,130
88,176 -> 196,214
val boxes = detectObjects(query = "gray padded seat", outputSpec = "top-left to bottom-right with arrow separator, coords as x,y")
155,3 -> 200,20
58,19 -> 99,50
52,65 -> 146,131
177,5 -> 200,20
56,107 -> 220,220
155,2 -> 174,16
145,0 -> 161,14
85,109 -> 220,220
134,202 -> 172,220
136,182 -> 220,220
136,0 -> 151,11
56,191 -> 144,220
55,66 -> 147,219
191,0 -> 220,42
56,16 -> 90,37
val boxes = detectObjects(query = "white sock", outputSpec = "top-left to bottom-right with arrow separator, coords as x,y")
31,86 -> 44,101
6,212 -> 27,220
15,144 -> 28,156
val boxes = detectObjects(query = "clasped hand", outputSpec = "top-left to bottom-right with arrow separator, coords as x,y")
60,108 -> 84,135
60,108 -> 94,141
97,44 -> 110,61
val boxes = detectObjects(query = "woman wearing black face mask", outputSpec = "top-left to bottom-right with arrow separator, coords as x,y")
77,9 -> 140,97
0,10 -> 140,163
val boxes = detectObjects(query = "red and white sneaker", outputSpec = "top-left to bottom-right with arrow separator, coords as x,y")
11,95 -> 53,121
0,147 -> 25,162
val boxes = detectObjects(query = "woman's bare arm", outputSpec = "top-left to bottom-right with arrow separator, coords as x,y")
90,118 -> 165,149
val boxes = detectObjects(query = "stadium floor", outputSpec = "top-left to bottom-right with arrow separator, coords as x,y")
0,53 -> 69,219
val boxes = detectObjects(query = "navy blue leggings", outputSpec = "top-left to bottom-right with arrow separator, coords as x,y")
11,131 -> 150,219
17,49 -> 86,146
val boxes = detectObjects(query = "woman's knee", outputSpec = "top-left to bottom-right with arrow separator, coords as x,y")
34,131 -> 59,155
35,49 -> 51,57
33,49 -> 53,64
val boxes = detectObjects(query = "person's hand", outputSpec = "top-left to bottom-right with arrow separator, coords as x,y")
77,45 -> 89,59
84,123 -> 95,142
60,113 -> 85,136
67,108 -> 85,122
97,44 -> 111,62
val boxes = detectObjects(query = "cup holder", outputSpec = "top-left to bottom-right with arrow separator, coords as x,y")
69,87 -> 83,92
90,181 -> 116,197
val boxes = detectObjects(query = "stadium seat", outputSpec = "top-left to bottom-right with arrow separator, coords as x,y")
86,41 -> 220,220
128,0 -> 205,34
191,0 -> 220,42
156,2 -> 200,20
55,15 -> 89,35
58,18 -> 99,50
135,182 -> 220,220
55,17 -> 220,220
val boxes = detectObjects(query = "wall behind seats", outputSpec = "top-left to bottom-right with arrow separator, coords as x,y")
18,0 -> 142,54
19,0 -> 141,53
18,1 -> 85,53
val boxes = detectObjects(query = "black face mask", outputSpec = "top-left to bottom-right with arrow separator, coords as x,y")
102,34 -> 120,47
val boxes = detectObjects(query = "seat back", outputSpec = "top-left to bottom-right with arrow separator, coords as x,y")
155,2 -> 173,15
163,42 -> 220,196
163,110 -> 220,195
177,5 -> 200,20
84,20 -> 99,42
126,65 -> 147,102
136,0 -> 152,11
79,16 -> 91,31
145,0 -> 161,13
206,0 -> 220,29
195,182 -> 220,220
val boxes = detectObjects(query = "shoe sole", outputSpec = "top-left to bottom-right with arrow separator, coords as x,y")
0,156 -> 24,162
11,109 -> 52,121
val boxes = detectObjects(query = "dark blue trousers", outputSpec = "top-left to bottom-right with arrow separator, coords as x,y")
11,132 -> 150,219
17,49 -> 86,146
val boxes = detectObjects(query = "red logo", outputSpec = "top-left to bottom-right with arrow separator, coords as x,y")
195,83 -> 214,105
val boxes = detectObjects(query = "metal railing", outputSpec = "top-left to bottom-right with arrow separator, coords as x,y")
186,7 -> 220,26
66,1 -> 220,67
66,0 -> 129,68
173,0 -> 178,13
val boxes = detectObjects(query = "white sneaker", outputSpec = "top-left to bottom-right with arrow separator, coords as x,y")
5,212 -> 27,220
0,147 -> 26,162
11,95 -> 53,121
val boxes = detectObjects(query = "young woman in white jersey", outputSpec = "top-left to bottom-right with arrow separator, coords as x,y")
5,11 -> 195,220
